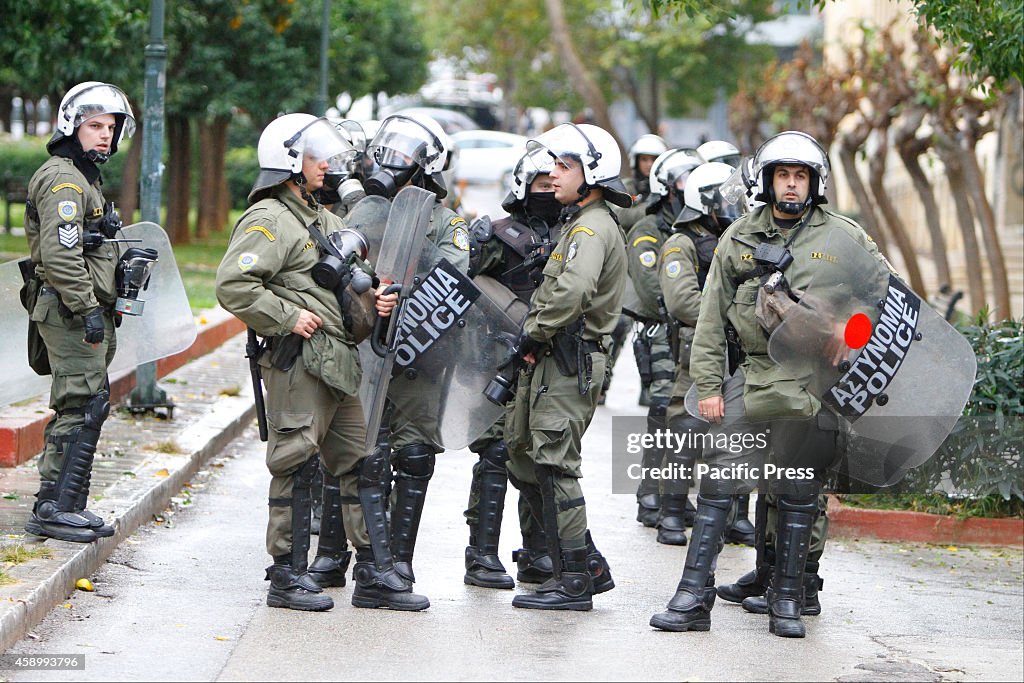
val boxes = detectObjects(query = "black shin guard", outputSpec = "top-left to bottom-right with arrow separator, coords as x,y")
769,496 -> 818,638
390,444 -> 435,582
309,471 -> 352,587
649,494 -> 732,632
465,442 -> 513,588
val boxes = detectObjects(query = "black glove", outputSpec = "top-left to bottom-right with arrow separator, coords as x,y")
516,329 -> 544,360
82,307 -> 105,344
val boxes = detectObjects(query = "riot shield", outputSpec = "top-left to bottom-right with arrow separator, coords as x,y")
0,222 -> 196,407
386,258 -> 521,451
343,195 -> 391,262
358,186 -> 437,451
766,228 -> 976,486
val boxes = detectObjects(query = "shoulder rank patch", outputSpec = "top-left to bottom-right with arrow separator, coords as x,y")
238,253 -> 259,271
57,200 -> 78,222
664,246 -> 681,256
665,260 -> 682,279
632,235 -> 658,247
566,241 -> 579,262
639,250 -> 657,268
51,182 -> 83,195
449,216 -> 467,227
453,226 -> 470,251
570,226 -> 595,239
244,225 -> 276,242
57,222 -> 79,249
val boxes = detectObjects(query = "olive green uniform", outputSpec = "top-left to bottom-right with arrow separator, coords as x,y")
505,201 -> 626,546
215,186 -> 370,558
26,157 -> 118,481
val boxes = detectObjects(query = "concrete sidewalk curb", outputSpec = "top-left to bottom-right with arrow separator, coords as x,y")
0,339 -> 255,654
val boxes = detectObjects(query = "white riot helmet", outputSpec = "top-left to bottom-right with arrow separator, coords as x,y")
696,140 -> 741,168
48,81 -> 136,160
752,130 -> 830,213
647,148 -> 703,201
502,150 -> 555,211
628,134 -> 669,175
249,113 -> 356,202
365,112 -> 450,198
677,162 -> 746,233
525,123 -> 631,207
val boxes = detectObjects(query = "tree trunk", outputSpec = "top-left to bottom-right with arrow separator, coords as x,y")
543,0 -> 626,167
838,121 -> 888,253
866,131 -> 926,295
959,114 -> 1011,319
895,112 -> 952,287
165,114 -> 192,245
117,121 -> 143,223
196,116 -> 230,239
933,130 -> 986,314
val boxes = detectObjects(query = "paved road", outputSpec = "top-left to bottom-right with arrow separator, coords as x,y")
5,366 -> 1022,682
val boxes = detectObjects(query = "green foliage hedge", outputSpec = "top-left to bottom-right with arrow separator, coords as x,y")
0,135 -> 128,194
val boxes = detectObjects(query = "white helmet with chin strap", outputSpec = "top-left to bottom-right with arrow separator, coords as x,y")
365,112 -> 450,198
249,113 -> 356,202
647,148 -> 702,200
525,123 -> 632,208
676,161 -> 746,231
628,134 -> 669,173
503,149 -> 555,211
48,81 -> 136,158
752,130 -> 830,212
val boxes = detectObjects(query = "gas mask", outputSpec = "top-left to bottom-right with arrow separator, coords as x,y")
114,247 -> 159,315
364,165 -> 417,199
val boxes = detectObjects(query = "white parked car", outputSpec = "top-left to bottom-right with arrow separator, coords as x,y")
451,130 -> 528,187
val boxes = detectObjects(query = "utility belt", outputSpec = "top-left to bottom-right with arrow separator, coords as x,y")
40,285 -> 114,322
548,316 -> 601,395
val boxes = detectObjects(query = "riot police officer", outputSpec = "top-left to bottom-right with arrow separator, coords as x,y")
505,123 -> 627,611
651,131 -> 886,638
626,149 -> 702,538
696,139 -> 742,168
216,113 -> 428,612
461,153 -> 562,589
23,82 -> 137,544
362,112 -> 471,587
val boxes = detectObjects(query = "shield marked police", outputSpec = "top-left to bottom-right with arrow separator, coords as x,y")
343,194 -> 391,261
0,221 -> 196,407
358,186 -> 436,451
386,258 -> 520,451
767,228 -> 976,486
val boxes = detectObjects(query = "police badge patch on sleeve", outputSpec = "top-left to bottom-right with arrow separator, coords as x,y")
57,200 -> 78,222
57,222 -> 79,249
566,241 -> 579,261
639,250 -> 657,268
238,253 -> 259,271
665,260 -> 682,278
453,226 -> 470,251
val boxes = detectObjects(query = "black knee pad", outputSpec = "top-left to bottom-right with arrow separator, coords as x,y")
394,444 -> 436,481
358,448 -> 390,489
477,441 -> 509,471
83,391 -> 111,431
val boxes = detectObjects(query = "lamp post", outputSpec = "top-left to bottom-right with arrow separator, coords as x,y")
129,0 -> 172,415
314,0 -> 331,116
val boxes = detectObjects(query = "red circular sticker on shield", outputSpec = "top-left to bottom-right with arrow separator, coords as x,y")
844,313 -> 873,349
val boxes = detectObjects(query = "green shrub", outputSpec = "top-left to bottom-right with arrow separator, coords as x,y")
0,135 -> 129,196
225,146 -> 258,210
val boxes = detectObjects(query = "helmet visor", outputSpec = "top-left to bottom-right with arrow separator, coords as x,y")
718,165 -> 749,207
525,124 -> 594,174
368,116 -> 441,171
67,83 -> 137,139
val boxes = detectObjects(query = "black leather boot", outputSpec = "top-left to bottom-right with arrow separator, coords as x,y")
464,442 -> 514,589
724,494 -> 755,546
75,470 -> 114,538
506,477 -> 554,584
717,548 -> 773,604
585,529 -> 614,594
309,473 -> 352,588
649,494 -> 731,632
351,450 -> 430,611
266,556 -> 333,611
768,496 -> 817,638
656,495 -> 688,546
742,559 -> 822,616
512,547 -> 593,611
